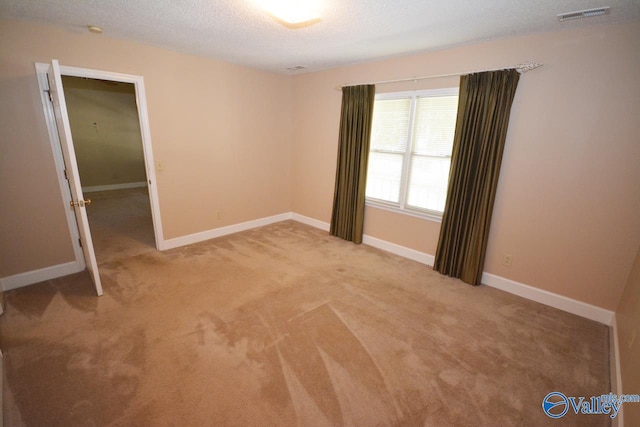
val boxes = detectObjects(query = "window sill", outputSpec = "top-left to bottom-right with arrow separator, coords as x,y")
365,199 -> 443,223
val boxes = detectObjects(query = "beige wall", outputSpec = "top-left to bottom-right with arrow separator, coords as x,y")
0,24 -> 75,277
62,76 -> 147,188
616,244 -> 640,425
0,19 -> 292,278
291,22 -> 640,310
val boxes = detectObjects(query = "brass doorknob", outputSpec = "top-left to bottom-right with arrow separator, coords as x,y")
70,199 -> 92,208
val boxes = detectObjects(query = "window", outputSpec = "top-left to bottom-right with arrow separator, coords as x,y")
365,88 -> 459,219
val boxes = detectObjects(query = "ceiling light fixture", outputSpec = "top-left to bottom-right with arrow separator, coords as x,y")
258,0 -> 321,29
557,6 -> 610,22
87,25 -> 103,34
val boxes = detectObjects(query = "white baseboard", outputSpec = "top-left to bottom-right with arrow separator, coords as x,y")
160,213 -> 293,250
611,315 -> 625,426
2,211 -> 615,327
290,214 -> 434,266
291,213 -> 614,326
1,213 -> 295,291
481,272 -> 614,326
363,234 -> 435,266
290,213 -> 330,231
82,182 -> 147,193
0,261 -> 84,291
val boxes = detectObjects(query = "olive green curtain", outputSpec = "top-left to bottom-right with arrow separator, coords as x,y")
330,84 -> 376,244
434,70 -> 520,285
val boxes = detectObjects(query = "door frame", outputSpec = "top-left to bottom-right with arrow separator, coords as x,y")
35,62 -> 164,269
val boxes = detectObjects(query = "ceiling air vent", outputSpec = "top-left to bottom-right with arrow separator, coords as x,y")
558,6 -> 610,22
286,65 -> 307,72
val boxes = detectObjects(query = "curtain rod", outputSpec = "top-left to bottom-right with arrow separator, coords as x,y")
338,61 -> 543,89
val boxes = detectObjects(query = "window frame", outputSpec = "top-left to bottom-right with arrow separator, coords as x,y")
365,87 -> 459,222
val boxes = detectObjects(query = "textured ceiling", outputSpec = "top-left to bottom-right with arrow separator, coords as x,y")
1,0 -> 639,74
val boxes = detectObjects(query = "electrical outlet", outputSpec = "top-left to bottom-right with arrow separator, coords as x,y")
216,211 -> 222,220
502,254 -> 513,267
628,330 -> 636,350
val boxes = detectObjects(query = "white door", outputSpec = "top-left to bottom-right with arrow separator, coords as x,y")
47,59 -> 103,296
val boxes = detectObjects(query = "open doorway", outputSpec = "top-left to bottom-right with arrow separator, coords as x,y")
36,61 -> 164,295
61,76 -> 155,264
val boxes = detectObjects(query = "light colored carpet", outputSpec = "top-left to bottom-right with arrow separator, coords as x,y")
85,187 -> 156,264
0,221 -> 610,426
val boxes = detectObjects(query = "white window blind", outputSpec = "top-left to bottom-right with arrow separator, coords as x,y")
366,88 -> 459,218
367,98 -> 410,203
